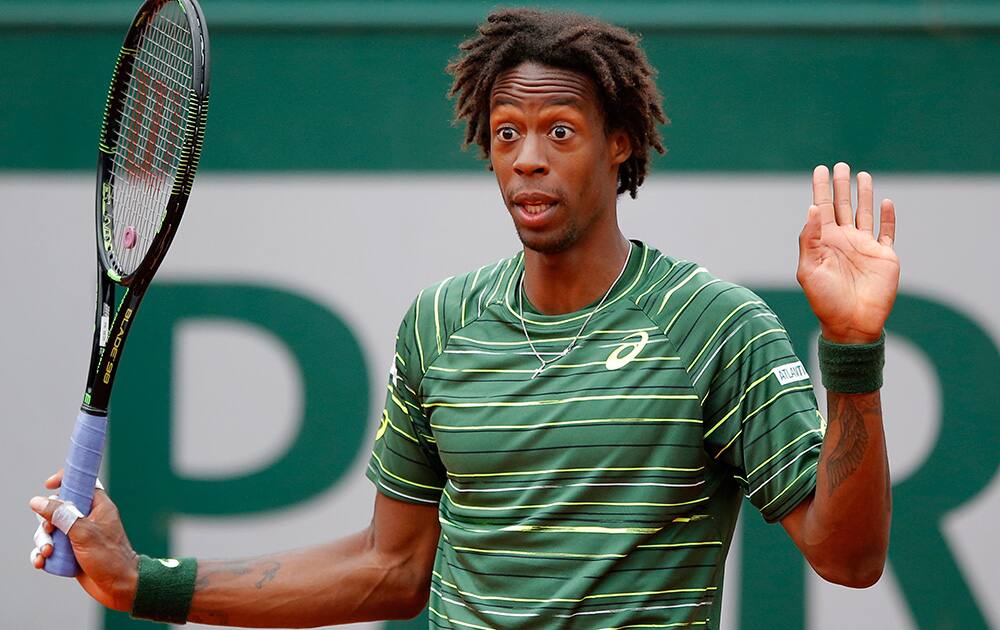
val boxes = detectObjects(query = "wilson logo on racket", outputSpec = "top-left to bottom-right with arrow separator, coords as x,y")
605,331 -> 649,370
102,308 -> 133,384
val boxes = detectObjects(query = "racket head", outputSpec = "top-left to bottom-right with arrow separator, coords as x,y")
95,0 -> 210,286
83,0 -> 209,411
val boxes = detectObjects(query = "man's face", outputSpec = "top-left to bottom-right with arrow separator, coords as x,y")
489,61 -> 630,254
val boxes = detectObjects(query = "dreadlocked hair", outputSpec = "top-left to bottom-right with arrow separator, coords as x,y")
446,7 -> 668,198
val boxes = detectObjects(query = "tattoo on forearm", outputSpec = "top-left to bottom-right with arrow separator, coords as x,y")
187,559 -> 282,624
257,561 -> 281,589
194,559 -> 283,592
824,392 -> 879,495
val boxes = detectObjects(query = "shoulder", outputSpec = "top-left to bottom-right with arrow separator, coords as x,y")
630,245 -> 778,348
396,252 -> 522,375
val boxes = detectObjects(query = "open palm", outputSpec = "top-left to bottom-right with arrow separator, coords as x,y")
797,163 -> 900,344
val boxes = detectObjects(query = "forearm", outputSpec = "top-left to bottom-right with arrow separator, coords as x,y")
186,529 -> 427,627
798,390 -> 891,585
787,161 -> 898,586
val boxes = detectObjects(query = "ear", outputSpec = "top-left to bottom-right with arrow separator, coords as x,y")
608,130 -> 632,167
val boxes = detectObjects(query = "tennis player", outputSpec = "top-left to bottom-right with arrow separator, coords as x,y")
30,8 -> 897,628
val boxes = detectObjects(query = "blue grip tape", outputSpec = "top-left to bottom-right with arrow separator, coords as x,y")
45,411 -> 107,577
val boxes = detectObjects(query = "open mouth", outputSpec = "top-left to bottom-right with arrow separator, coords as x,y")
513,201 -> 558,225
511,191 -> 560,228
518,202 -> 555,215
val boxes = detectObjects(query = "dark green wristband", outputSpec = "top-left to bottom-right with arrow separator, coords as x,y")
130,555 -> 197,625
818,332 -> 886,394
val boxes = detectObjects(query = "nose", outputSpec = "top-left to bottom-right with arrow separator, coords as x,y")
512,133 -> 549,176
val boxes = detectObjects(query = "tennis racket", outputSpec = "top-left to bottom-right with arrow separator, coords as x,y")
46,0 -> 210,577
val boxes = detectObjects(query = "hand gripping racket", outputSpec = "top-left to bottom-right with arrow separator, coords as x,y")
46,0 -> 210,577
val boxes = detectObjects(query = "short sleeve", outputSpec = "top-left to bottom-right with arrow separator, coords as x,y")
366,303 -> 446,505
688,287 -> 824,522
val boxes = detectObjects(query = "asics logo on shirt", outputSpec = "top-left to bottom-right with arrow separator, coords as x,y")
605,331 -> 649,370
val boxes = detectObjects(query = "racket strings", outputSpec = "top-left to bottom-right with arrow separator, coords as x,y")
132,28 -> 193,100
108,28 -> 186,272
114,74 -> 186,169
117,4 -> 191,253
143,22 -> 196,75
122,49 -> 190,117
106,0 -> 194,277
116,75 -> 187,155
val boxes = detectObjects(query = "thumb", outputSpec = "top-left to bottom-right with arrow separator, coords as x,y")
89,486 -> 115,516
799,206 -> 823,253
798,205 -> 824,260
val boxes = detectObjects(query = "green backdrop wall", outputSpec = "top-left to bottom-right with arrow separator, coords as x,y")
2,0 -> 999,173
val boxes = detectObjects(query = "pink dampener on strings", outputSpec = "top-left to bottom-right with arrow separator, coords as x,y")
123,226 -> 137,249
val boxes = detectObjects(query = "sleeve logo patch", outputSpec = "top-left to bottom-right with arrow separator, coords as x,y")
772,361 -> 810,385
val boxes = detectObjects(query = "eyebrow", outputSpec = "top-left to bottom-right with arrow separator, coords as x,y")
546,96 -> 584,107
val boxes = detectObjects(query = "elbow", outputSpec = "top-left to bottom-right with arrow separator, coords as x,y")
816,558 -> 885,589
810,545 -> 888,589
390,578 -> 431,620
359,565 -> 429,621
802,509 -> 891,589
376,549 -> 432,620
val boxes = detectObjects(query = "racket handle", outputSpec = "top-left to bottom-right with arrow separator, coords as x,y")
45,411 -> 108,577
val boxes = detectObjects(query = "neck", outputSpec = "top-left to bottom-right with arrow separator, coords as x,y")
522,229 -> 631,315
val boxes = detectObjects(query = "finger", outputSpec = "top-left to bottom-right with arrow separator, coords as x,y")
798,205 -> 825,268
34,521 -> 53,550
51,502 -> 85,535
878,199 -> 896,246
38,542 -> 53,559
44,469 -> 65,490
30,495 -> 81,533
91,484 -> 112,510
856,171 -> 874,233
37,510 -> 55,534
812,165 -> 836,224
797,206 -> 824,286
30,496 -> 58,521
832,162 -> 853,225
31,547 -> 44,569
799,205 -> 823,249
36,512 -> 56,534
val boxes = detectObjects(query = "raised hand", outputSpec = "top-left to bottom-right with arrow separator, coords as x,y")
29,470 -> 138,612
797,162 -> 900,344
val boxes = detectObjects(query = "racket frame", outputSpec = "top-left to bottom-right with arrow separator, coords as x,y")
46,0 -> 210,578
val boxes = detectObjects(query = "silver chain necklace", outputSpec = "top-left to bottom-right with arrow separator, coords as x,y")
518,245 -> 632,379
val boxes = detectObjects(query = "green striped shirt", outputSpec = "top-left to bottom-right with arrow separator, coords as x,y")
367,240 -> 824,629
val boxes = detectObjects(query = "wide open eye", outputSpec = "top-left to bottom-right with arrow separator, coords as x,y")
550,125 -> 574,140
496,126 -> 520,141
